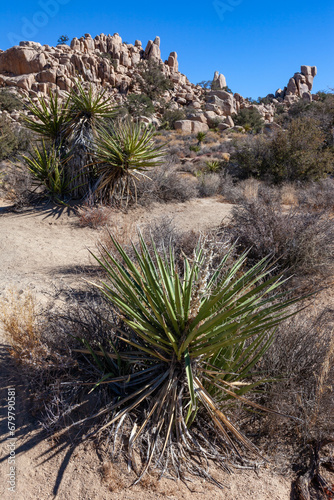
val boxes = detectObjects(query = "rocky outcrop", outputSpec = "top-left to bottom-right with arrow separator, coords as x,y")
0,32 -> 318,134
275,65 -> 317,104
213,71 -> 227,89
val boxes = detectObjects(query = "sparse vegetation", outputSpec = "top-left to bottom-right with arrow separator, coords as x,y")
134,60 -> 173,100
0,89 -> 23,112
228,196 -> 334,276
0,116 -> 30,161
232,117 -> 334,182
233,108 -> 264,133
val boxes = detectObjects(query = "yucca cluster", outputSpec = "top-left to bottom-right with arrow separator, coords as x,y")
21,80 -> 165,203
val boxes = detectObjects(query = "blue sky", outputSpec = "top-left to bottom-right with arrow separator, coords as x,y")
0,0 -> 333,98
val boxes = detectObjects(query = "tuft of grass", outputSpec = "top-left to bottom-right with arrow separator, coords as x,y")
77,204 -> 111,229
0,290 -> 48,365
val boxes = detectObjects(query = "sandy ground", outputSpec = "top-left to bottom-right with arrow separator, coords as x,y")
0,197 -> 293,499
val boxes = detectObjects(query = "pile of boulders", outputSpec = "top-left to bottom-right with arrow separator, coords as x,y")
0,32 -> 318,132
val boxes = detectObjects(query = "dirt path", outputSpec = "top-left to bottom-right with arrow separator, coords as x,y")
0,197 -> 293,499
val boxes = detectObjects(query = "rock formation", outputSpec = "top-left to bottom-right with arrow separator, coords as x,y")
0,33 -> 318,132
275,65 -> 317,104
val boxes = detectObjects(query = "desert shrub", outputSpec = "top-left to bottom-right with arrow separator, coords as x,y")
233,117 -> 334,182
136,161 -> 197,204
0,117 -> 30,161
255,307 -> 334,450
229,197 -> 334,276
160,108 -> 186,130
197,172 -> 220,197
0,89 -> 23,112
134,60 -> 173,100
287,91 -> 334,147
233,108 -> 264,133
124,94 -> 155,118
0,160 -> 35,206
297,178 -> 334,211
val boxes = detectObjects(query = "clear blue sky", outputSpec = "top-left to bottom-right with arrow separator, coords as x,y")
0,0 -> 333,98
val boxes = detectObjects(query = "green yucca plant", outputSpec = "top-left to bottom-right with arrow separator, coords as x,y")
93,121 -> 165,204
205,160 -> 222,172
22,91 -> 71,147
67,79 -> 114,141
21,141 -> 73,199
72,234 -> 304,484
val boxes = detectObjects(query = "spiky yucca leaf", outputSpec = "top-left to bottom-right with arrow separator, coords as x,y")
72,234 -> 305,483
93,121 -> 165,204
21,141 -> 73,198
67,80 -> 114,142
22,92 -> 70,146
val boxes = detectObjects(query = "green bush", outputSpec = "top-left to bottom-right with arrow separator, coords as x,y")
160,108 -> 186,129
124,94 -> 155,118
233,108 -> 264,133
134,60 -> 173,100
233,117 -> 334,182
0,90 -> 23,113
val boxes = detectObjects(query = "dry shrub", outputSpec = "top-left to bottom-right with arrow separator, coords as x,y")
198,172 -> 220,197
280,182 -> 298,206
256,307 -> 334,449
229,197 -> 334,276
297,178 -> 334,211
100,215 -> 135,250
136,160 -> 198,204
77,204 -> 112,229
0,289 -> 49,364
241,178 -> 260,201
0,161 -> 35,207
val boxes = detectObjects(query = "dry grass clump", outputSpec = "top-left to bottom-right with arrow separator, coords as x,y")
280,183 -> 298,206
0,290 -> 49,364
77,204 -> 112,229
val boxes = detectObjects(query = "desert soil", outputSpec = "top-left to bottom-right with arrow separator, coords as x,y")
0,197 -> 293,499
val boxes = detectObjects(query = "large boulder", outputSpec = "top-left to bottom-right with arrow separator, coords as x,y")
213,71 -> 227,89
301,65 -> 317,91
0,46 -> 46,75
174,120 -> 208,134
167,52 -> 178,72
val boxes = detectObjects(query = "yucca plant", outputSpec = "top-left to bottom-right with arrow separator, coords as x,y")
205,160 -> 222,172
93,121 -> 165,205
72,233 -> 304,484
64,80 -> 115,198
196,131 -> 207,146
22,91 -> 71,148
21,141 -> 73,200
